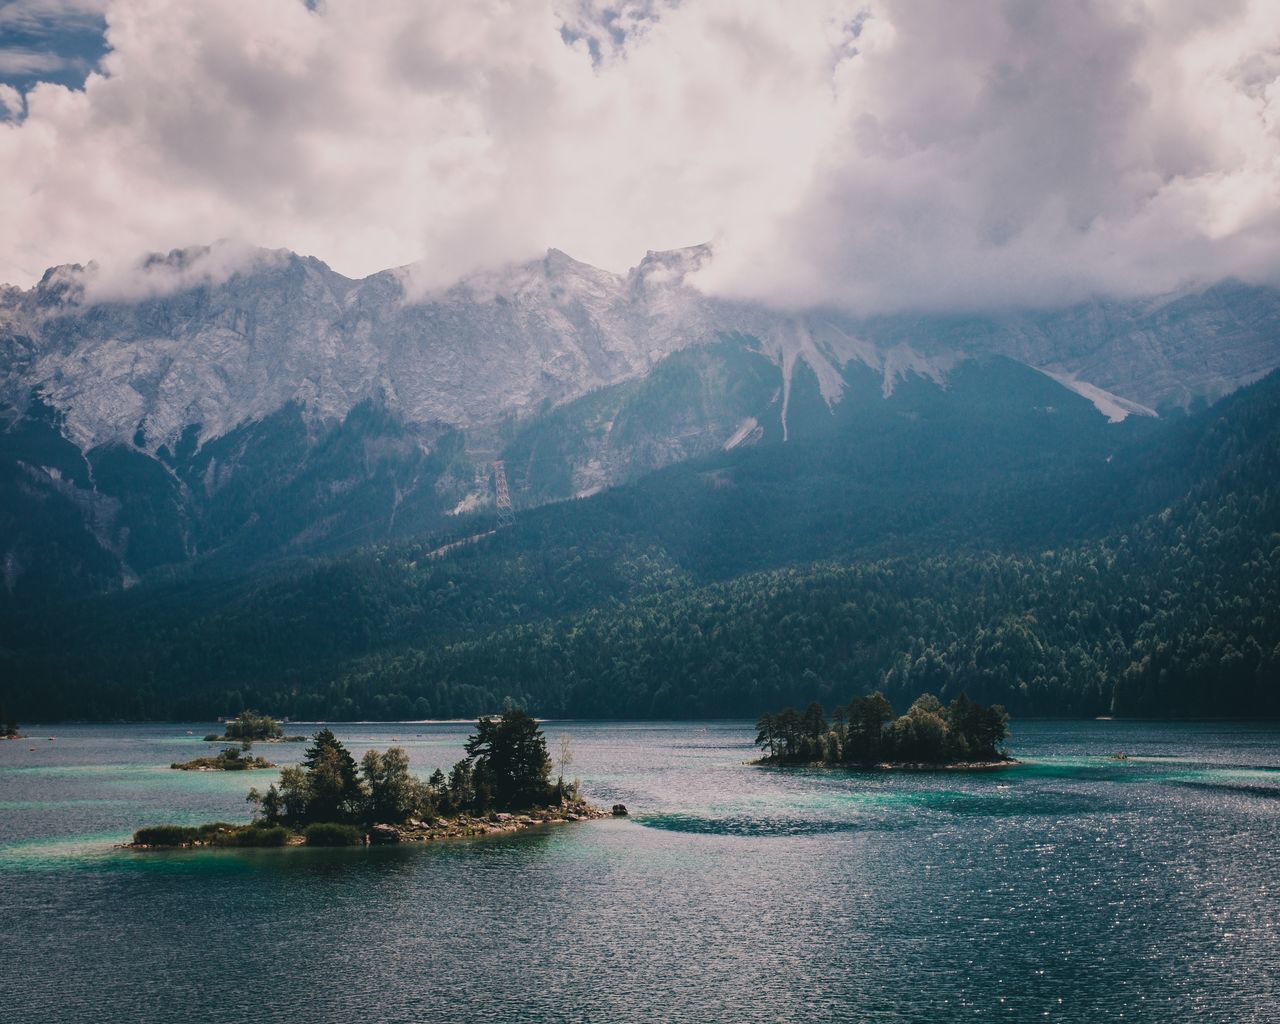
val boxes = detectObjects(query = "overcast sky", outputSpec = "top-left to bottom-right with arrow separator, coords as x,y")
1,0 -> 1278,313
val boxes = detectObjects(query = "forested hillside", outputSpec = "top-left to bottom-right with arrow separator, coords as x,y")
1,369 -> 1276,721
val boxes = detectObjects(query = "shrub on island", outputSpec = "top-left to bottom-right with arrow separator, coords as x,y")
217,825 -> 291,847
303,822 -> 364,846
133,825 -> 201,847
130,823 -> 291,847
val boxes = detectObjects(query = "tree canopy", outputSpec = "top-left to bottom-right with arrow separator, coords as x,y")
464,707 -> 553,810
248,711 -> 559,829
217,710 -> 285,741
756,691 -> 1010,766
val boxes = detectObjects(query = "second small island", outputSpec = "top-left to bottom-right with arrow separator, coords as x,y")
754,691 -> 1014,769
203,710 -> 306,743
171,743 -> 276,771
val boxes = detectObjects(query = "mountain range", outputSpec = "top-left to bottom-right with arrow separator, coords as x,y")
3,242 -> 1279,603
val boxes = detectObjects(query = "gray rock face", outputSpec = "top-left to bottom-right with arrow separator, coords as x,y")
0,245 -> 722,452
855,282 -> 1280,413
5,243 -> 1277,456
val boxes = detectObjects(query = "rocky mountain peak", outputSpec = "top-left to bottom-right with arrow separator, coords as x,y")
1,244 -> 1278,457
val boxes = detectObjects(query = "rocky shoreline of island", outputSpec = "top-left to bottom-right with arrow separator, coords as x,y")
124,800 -> 623,850
755,756 -> 1020,771
171,743 -> 277,771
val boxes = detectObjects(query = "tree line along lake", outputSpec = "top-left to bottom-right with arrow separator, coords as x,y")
2,718 -> 1279,1022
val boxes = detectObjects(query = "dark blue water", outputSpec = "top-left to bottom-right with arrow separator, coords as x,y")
3,720 -> 1279,1022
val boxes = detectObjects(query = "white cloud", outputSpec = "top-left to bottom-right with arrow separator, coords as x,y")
0,82 -> 23,118
694,0 -> 1280,311
0,0 -> 1277,314
50,238 -> 288,303
0,46 -> 72,75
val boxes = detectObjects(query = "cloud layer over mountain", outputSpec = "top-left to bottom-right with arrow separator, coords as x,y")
1,0 -> 1278,313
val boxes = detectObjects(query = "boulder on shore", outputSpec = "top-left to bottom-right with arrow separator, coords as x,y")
368,823 -> 402,844
611,804 -> 628,817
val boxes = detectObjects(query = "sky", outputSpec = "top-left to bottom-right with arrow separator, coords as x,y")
1,0 -> 1278,314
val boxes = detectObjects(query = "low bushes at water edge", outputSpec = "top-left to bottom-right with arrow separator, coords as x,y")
304,822 -> 364,846
218,825 -> 290,847
133,824 -> 200,847
131,822 -> 290,847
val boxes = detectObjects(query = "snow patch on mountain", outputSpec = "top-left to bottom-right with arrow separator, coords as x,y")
724,417 -> 761,450
876,344 -> 961,398
1036,368 -> 1158,423
449,492 -> 487,517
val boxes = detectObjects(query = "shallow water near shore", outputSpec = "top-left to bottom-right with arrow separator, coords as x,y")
3,719 -> 1279,1022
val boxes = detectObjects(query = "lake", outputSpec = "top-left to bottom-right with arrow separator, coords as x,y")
3,719 -> 1279,1022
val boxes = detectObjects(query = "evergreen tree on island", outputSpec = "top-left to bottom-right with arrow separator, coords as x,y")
465,707 -> 553,811
140,708 -> 593,849
301,728 -> 364,820
248,709 -> 560,831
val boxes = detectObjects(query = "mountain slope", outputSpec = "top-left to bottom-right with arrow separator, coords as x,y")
4,366 -> 1274,722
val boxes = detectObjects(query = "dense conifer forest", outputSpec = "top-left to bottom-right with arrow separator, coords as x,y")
2,369 -> 1276,722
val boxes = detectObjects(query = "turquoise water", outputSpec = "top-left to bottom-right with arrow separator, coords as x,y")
2,720 -> 1279,1022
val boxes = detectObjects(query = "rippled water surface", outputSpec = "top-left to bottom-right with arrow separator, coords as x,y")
3,720 -> 1279,1022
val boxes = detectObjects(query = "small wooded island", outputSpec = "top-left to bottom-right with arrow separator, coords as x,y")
755,691 -> 1014,768
132,708 -> 609,849
203,710 -> 306,743
171,743 -> 276,771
